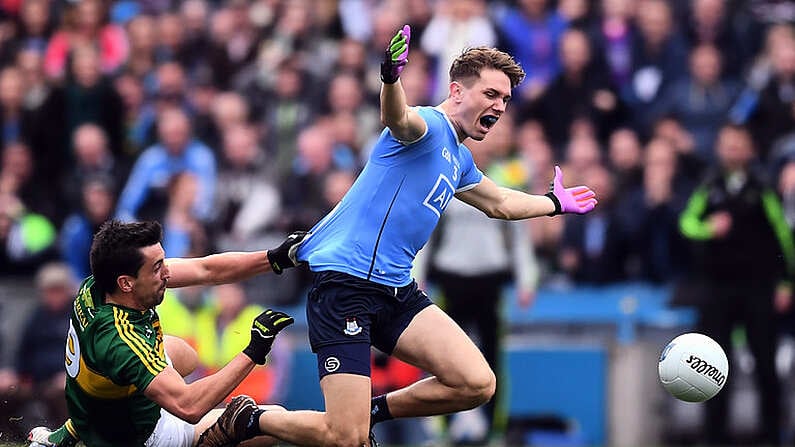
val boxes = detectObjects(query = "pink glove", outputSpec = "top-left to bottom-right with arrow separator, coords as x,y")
544,166 -> 597,215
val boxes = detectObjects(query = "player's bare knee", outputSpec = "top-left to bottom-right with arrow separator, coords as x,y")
459,365 -> 496,406
324,426 -> 370,447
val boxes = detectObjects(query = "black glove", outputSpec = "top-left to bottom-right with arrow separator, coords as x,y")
243,309 -> 294,365
267,231 -> 309,275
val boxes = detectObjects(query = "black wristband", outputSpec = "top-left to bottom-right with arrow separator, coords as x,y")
266,250 -> 286,275
544,192 -> 562,216
242,343 -> 270,365
244,408 -> 266,439
380,62 -> 399,84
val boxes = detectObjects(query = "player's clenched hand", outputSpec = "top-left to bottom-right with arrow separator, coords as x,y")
267,231 -> 309,275
544,166 -> 597,215
381,25 -> 411,84
242,309 -> 294,364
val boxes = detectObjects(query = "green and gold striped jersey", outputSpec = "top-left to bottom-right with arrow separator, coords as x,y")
64,276 -> 169,447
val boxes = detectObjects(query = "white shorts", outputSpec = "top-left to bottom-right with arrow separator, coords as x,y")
144,408 -> 195,447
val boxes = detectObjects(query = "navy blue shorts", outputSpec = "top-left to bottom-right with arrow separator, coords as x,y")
307,271 -> 433,377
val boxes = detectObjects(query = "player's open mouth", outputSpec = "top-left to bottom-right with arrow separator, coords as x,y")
480,115 -> 498,130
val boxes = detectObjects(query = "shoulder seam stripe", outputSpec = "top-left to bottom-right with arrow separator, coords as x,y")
113,308 -> 166,376
113,308 -> 162,376
121,312 -> 167,369
121,312 -> 167,371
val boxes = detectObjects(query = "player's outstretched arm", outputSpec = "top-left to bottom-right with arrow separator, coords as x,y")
165,231 -> 308,288
144,309 -> 293,423
457,166 -> 597,220
380,25 -> 427,143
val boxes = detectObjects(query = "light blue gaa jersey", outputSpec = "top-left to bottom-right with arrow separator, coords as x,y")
297,106 -> 483,287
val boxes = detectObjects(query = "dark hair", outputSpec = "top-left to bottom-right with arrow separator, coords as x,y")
449,47 -> 526,89
90,219 -> 162,297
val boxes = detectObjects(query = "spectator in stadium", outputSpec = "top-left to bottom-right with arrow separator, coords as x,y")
14,45 -> 67,184
203,28 -> 596,447
324,72 -> 381,156
124,15 -> 157,83
212,124 -> 281,252
258,60 -> 314,182
497,0 -> 569,101
747,25 -> 795,159
653,44 -> 741,161
154,13 -> 187,66
62,124 -> 124,213
0,66 -> 34,148
116,107 -> 216,223
28,219 -> 306,447
114,70 -> 150,156
622,138 -> 690,283
651,115 -> 706,185
560,163 -> 629,284
60,44 -> 125,158
162,172 -> 208,259
622,0 -> 689,135
178,0 -> 212,77
60,178 -> 115,279
281,124 -> 348,230
13,263 -> 76,430
607,127 -> 644,193
679,123 -> 793,445
206,3 -> 260,90
562,134 -> 603,182
0,0 -> 52,66
524,27 -> 623,147
43,0 -> 128,81
207,91 -> 250,153
588,0 -> 636,91
1,141 -> 53,220
420,0 -> 497,103
685,0 -> 750,78
0,191 -> 56,277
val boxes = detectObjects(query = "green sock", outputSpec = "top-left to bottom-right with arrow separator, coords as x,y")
48,420 -> 79,447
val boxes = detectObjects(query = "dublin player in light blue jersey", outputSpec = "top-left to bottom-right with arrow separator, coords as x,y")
195,25 -> 597,447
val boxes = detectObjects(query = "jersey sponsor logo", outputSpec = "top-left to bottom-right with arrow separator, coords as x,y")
423,174 -> 455,217
324,356 -> 340,372
344,317 -> 363,336
685,355 -> 726,386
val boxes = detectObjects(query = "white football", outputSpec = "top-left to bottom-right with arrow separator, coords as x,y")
658,332 -> 728,402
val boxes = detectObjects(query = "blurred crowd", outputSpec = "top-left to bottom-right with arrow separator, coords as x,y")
2,0 -> 795,443
2,0 -> 795,289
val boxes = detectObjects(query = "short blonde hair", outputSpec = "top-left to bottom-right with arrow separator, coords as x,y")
449,47 -> 526,89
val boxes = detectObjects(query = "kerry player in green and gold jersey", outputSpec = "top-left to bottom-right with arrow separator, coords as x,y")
27,219 -> 307,447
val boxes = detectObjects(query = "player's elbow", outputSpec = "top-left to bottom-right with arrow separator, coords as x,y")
482,203 -> 512,220
183,406 -> 208,424
164,396 -> 205,424
170,404 -> 204,424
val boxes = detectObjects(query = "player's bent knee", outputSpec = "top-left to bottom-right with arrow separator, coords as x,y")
164,335 -> 199,378
323,425 -> 370,447
459,365 -> 496,407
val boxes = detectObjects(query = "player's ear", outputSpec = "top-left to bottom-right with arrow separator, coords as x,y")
117,275 -> 134,293
449,81 -> 463,102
